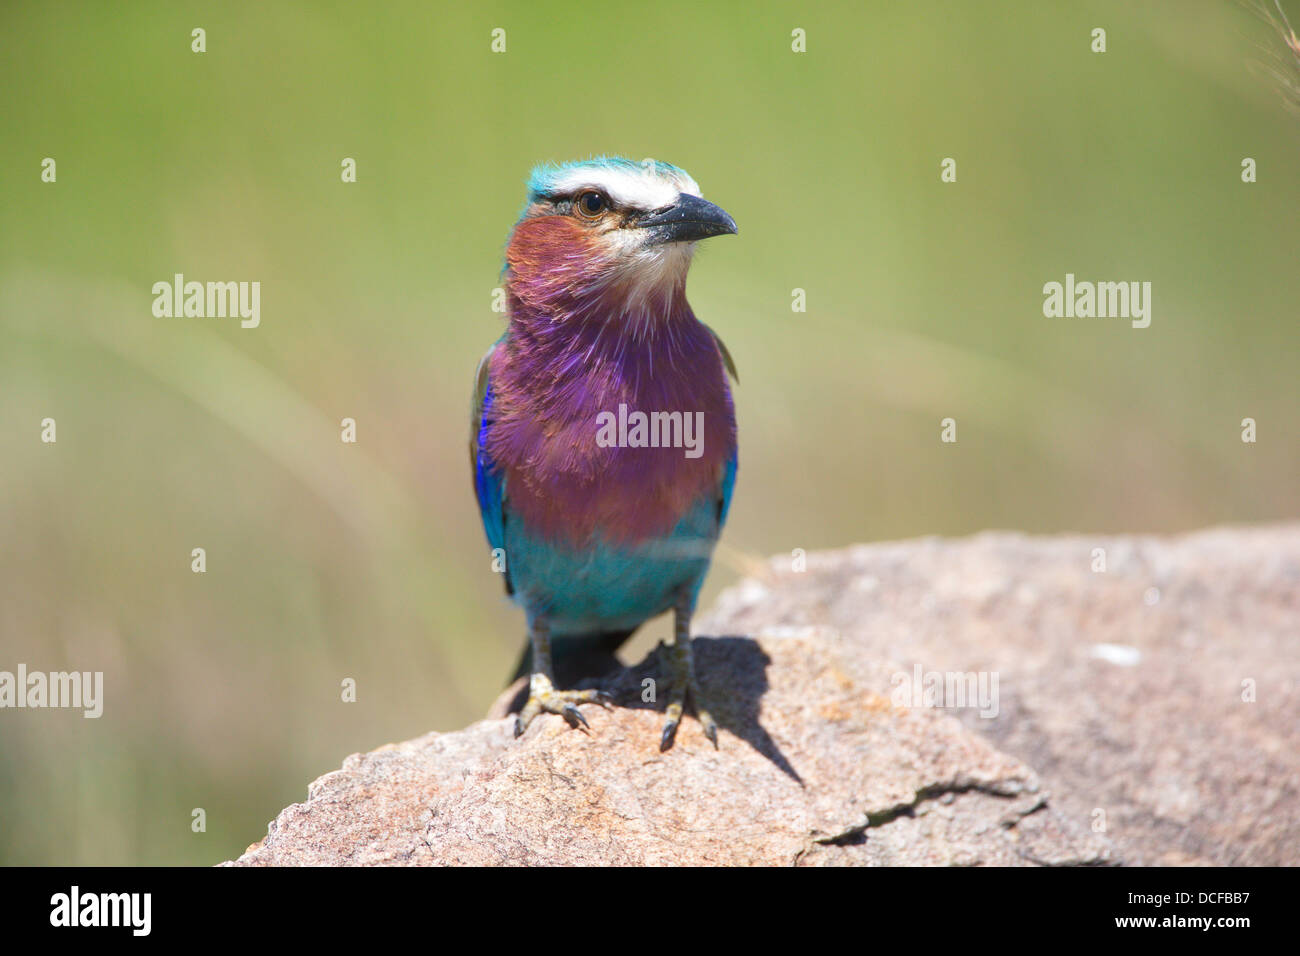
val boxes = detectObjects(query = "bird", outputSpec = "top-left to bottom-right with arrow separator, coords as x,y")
470,156 -> 739,751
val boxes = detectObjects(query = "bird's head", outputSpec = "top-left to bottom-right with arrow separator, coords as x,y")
503,157 -> 737,324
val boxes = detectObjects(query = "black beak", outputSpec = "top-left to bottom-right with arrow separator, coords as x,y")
637,193 -> 738,244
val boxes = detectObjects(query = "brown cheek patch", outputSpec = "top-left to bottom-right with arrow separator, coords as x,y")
507,216 -> 586,269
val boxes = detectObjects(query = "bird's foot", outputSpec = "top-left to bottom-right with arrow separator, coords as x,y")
513,673 -> 613,738
659,640 -> 718,752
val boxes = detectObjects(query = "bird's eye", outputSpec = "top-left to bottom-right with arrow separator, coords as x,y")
574,190 -> 609,219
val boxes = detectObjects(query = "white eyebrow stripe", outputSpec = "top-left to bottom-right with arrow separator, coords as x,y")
547,166 -> 702,211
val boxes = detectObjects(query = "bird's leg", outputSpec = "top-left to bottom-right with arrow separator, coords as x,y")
514,615 -> 611,738
660,593 -> 718,751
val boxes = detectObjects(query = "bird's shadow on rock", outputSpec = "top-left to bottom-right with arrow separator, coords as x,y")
500,635 -> 802,785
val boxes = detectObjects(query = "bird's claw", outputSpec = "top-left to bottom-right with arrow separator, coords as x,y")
563,703 -> 588,729
658,644 -> 719,752
660,718 -> 678,752
702,716 -> 718,749
513,674 -> 612,738
659,706 -> 718,752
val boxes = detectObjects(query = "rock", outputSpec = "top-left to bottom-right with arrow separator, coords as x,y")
224,524 -> 1298,867
700,524 -> 1300,866
225,628 -> 1106,866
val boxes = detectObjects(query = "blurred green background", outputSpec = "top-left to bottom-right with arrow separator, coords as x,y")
1,0 -> 1296,865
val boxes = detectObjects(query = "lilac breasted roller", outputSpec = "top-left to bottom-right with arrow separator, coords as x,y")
471,157 -> 738,750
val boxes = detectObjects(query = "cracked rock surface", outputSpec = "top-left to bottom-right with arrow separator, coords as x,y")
227,632 -> 1105,866
701,524 -> 1300,866
225,525 -> 1296,867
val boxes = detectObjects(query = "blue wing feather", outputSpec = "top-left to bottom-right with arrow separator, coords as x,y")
717,448 -> 737,528
471,340 -> 508,569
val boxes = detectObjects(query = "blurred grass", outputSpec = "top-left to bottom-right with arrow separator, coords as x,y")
1,0 -> 1297,864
